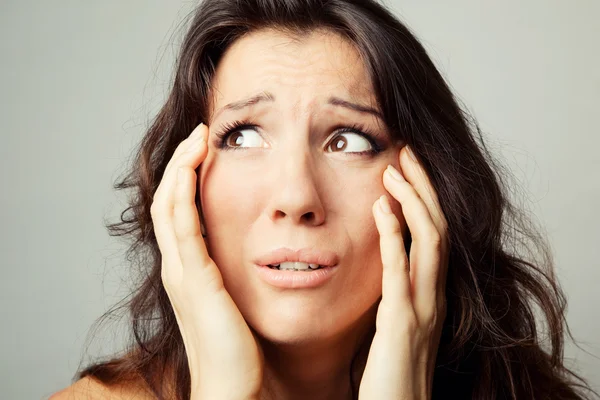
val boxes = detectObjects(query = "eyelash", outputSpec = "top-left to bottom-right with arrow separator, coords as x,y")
213,119 -> 384,156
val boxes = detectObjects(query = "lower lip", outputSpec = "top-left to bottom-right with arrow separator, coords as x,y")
254,264 -> 338,289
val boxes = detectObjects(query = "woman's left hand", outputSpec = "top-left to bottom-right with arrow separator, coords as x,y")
358,145 -> 449,400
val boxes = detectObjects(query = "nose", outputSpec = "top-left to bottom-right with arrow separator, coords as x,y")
267,148 -> 326,227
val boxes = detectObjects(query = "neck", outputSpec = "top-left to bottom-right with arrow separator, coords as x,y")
257,305 -> 377,400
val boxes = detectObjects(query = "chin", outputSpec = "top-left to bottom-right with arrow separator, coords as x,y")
245,301 -> 345,345
254,325 -> 326,346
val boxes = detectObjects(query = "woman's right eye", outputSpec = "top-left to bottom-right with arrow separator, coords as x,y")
223,128 -> 266,149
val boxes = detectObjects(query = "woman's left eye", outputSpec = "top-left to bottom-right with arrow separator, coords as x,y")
327,132 -> 373,154
214,120 -> 381,155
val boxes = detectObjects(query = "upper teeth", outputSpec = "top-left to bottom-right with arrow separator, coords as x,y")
270,262 -> 323,270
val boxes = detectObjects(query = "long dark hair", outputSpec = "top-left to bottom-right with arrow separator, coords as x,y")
77,0 -> 597,398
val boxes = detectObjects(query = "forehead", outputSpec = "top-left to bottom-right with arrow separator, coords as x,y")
209,28 -> 377,117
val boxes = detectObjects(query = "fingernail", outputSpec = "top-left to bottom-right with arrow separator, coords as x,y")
386,165 -> 405,182
190,123 -> 204,139
379,195 -> 392,214
186,138 -> 204,152
406,145 -> 417,161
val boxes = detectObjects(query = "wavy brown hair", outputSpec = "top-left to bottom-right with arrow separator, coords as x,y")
76,0 -> 598,398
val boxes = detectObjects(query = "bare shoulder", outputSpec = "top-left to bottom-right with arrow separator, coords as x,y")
50,376 -> 156,400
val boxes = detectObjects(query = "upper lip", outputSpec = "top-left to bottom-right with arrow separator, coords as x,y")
255,247 -> 339,267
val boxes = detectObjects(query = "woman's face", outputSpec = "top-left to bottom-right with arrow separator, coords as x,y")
199,28 -> 404,344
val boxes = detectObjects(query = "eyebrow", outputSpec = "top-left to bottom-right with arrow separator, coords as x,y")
213,91 -> 383,120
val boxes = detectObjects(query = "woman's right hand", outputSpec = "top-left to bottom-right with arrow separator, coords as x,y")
150,123 -> 264,400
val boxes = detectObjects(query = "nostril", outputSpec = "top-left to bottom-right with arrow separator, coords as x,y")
302,212 -> 315,222
274,210 -> 287,219
271,210 -> 321,224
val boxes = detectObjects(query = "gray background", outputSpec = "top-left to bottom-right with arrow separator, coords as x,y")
1,1 -> 598,398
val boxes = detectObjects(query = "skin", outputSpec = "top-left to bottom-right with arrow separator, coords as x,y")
199,29 -> 404,399
51,27 -> 448,400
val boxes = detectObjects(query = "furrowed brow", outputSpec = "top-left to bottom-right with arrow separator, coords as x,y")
213,91 -> 275,120
212,91 -> 383,121
327,96 -> 383,120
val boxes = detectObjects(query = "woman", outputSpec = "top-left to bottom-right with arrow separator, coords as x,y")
53,0 -> 597,399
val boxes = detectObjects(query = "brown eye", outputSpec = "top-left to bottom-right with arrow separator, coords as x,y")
225,131 -> 244,147
327,133 -> 372,153
224,128 -> 264,148
330,136 -> 348,151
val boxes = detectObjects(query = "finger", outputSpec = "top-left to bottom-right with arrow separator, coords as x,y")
152,127 -> 208,277
163,124 -> 209,238
372,194 -> 412,311
153,124 -> 207,216
164,123 -> 208,177
399,146 -> 449,298
399,146 -> 448,238
154,123 -> 208,208
383,164 -> 441,319
173,166 -> 212,272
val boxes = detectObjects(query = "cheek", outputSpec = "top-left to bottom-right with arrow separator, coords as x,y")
336,176 -> 381,254
198,161 -> 262,257
202,163 -> 258,214
336,171 -> 406,264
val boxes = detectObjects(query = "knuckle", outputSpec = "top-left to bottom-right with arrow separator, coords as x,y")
150,197 -> 166,218
160,265 -> 177,289
161,264 -> 185,294
398,314 -> 419,336
150,202 -> 160,218
161,271 -> 173,289
387,218 -> 403,235
175,140 -> 189,153
175,221 -> 202,239
439,218 -> 449,234
427,229 -> 443,247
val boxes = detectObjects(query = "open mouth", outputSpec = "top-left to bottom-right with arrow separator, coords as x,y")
267,262 -> 328,271
255,260 -> 338,288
